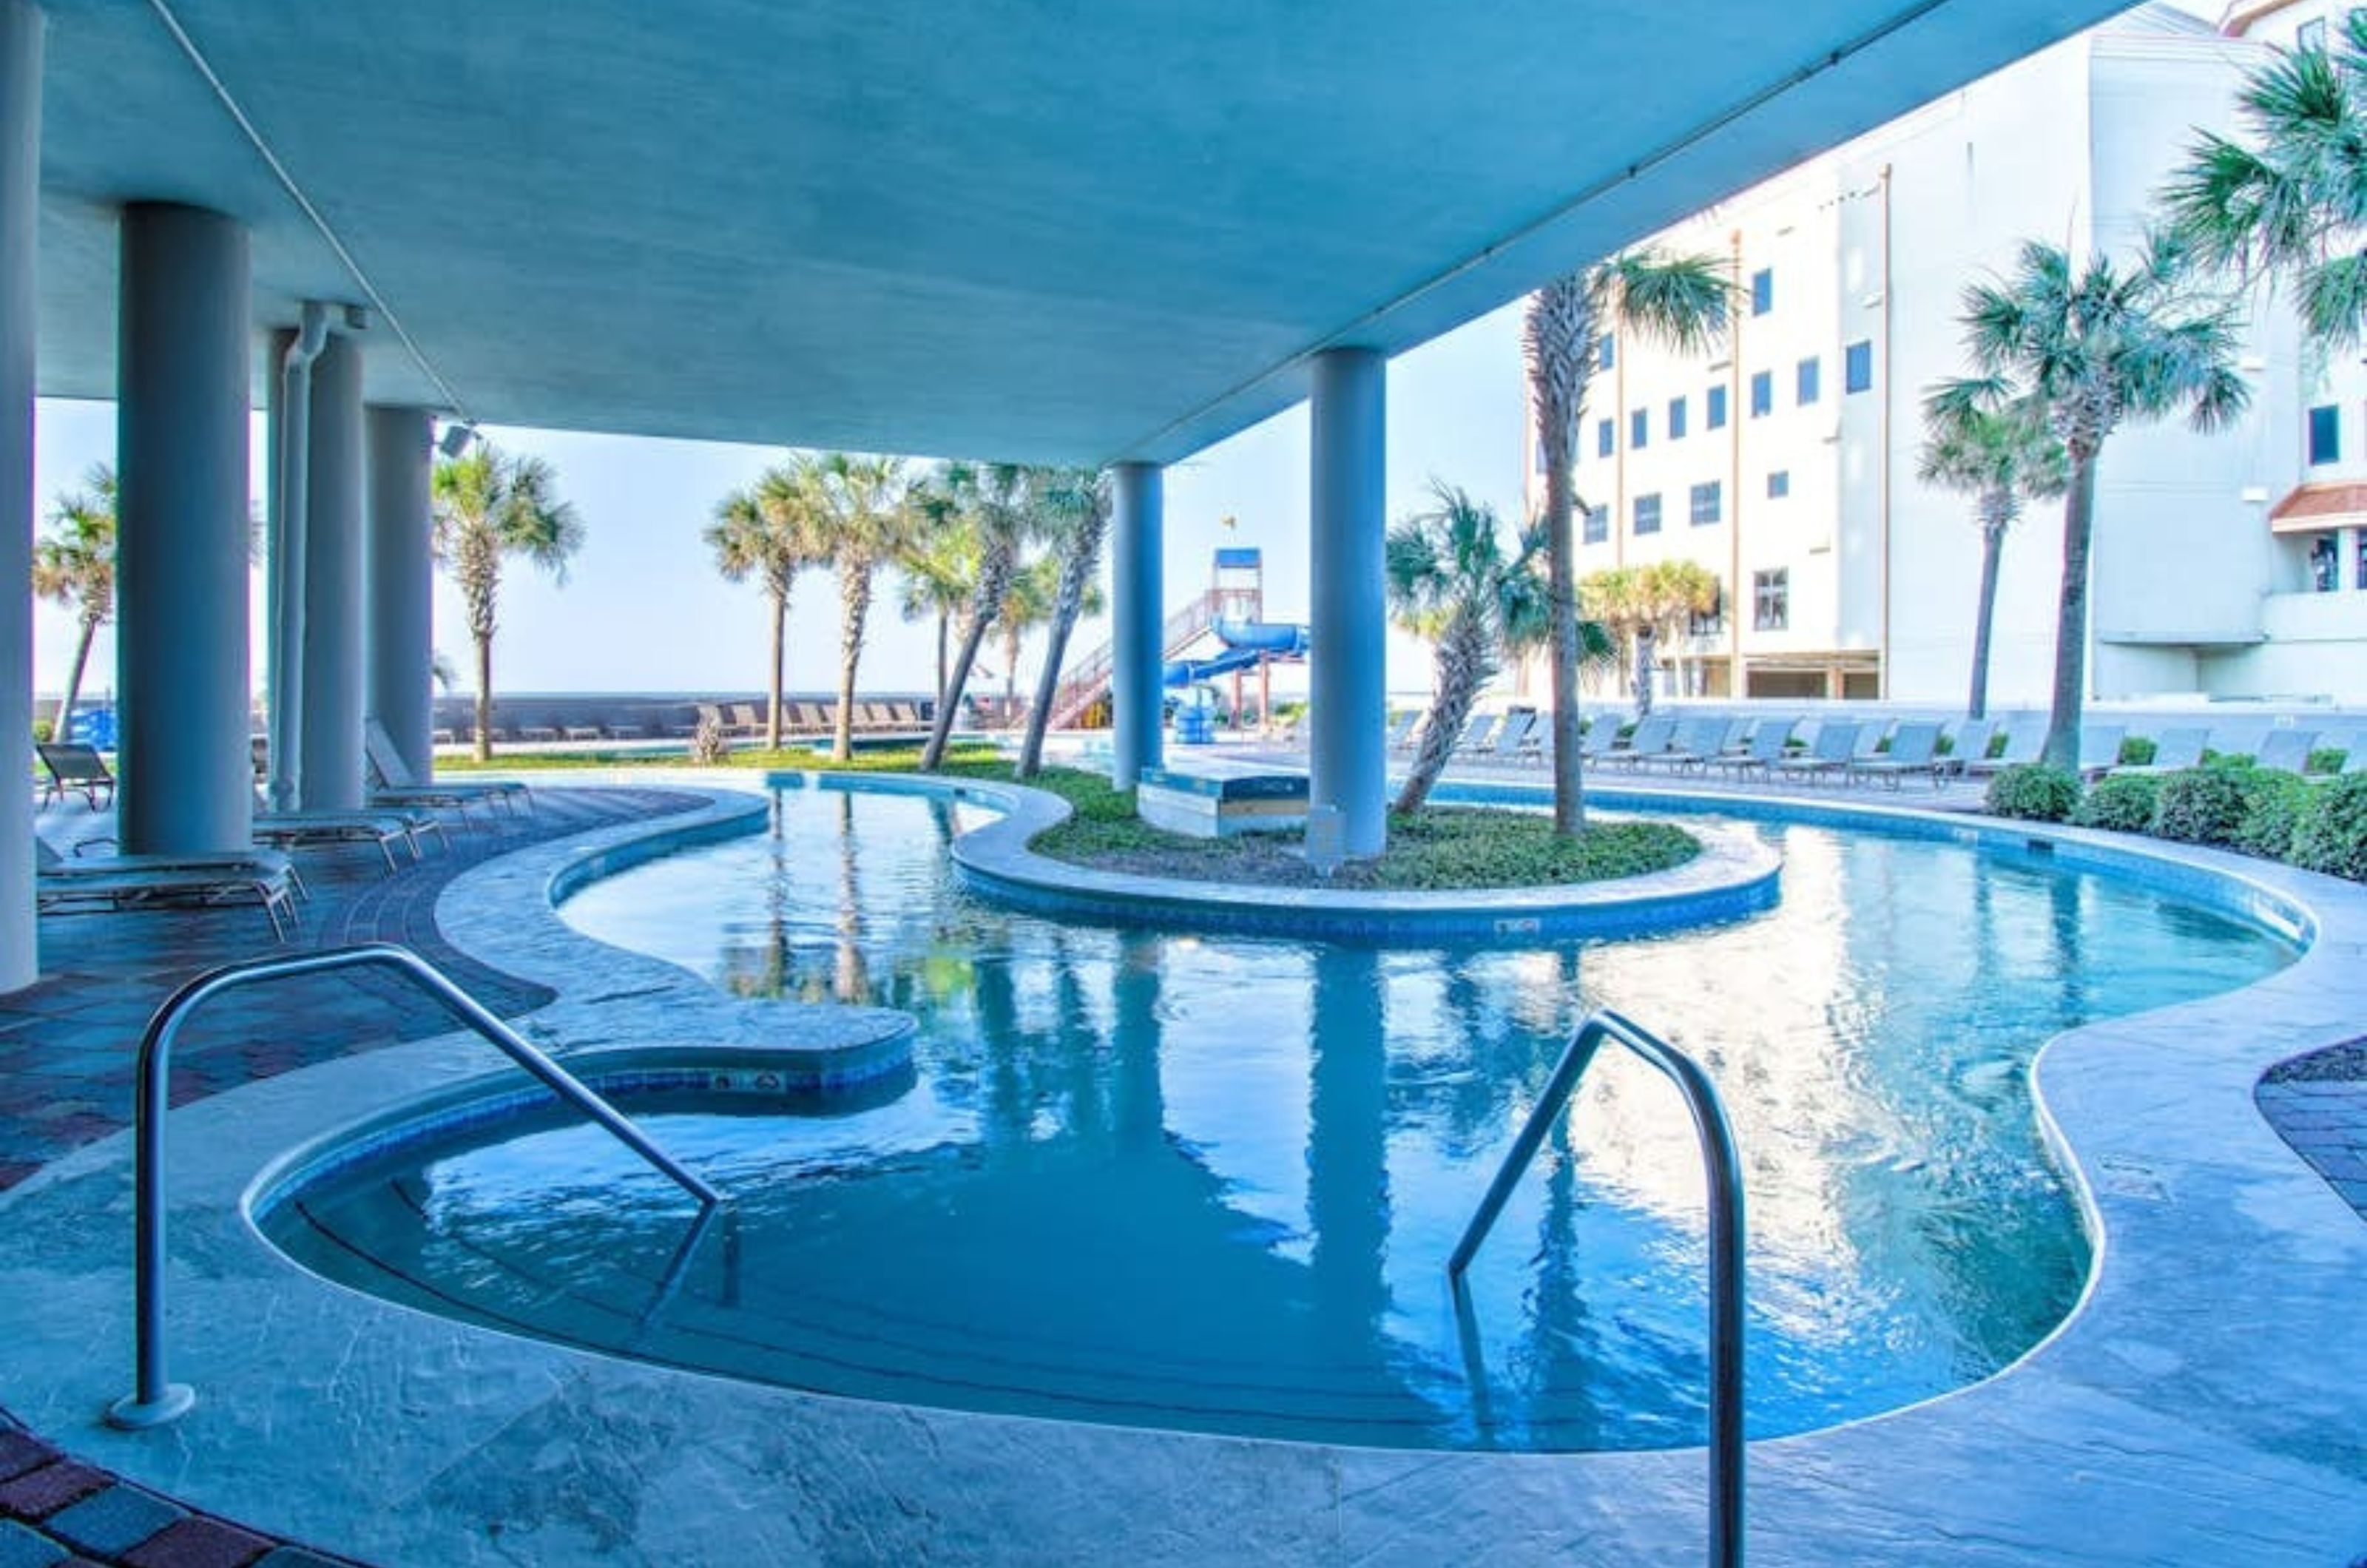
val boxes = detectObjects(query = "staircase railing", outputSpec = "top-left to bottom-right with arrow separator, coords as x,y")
1044,588 -> 1226,731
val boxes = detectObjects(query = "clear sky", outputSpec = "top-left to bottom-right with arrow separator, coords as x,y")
30,300 -> 1529,708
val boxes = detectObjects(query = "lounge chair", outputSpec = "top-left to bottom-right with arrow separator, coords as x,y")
2075,724 -> 2126,781
1600,714 -> 1678,770
2114,726 -> 2208,776
1939,717 -> 1998,778
1646,715 -> 1740,774
1961,720 -> 2043,777
36,839 -> 300,939
2252,728 -> 2319,776
1384,712 -> 1420,752
1704,717 -> 1796,781
1771,719 -> 1860,785
1577,717 -> 1623,762
36,742 -> 115,810
251,790 -> 442,872
1447,713 -> 1499,757
2337,734 -> 2367,775
1475,711 -> 1536,764
1849,720 -> 1945,789
365,720 -> 530,820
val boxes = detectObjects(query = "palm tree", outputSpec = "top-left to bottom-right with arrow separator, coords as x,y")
996,555 -> 1061,726
1636,558 -> 1722,706
2161,13 -> 2367,348
1018,467 -> 1111,779
432,445 -> 584,762
808,452 -> 914,763
1386,482 -> 1551,814
897,504 -> 980,702
1940,235 -> 2248,770
706,459 -> 828,749
33,464 -> 117,742
1578,567 -> 1649,704
1915,388 -> 2068,720
911,462 -> 1036,771
1525,250 -> 1732,831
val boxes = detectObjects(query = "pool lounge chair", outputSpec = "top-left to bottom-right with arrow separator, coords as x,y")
36,742 -> 115,810
1704,717 -> 1797,781
36,839 -> 300,939
1770,719 -> 1860,785
1938,717 -> 1998,778
2252,728 -> 2319,776
1961,720 -> 2044,777
1645,715 -> 1740,774
2075,724 -> 2127,781
365,720 -> 531,820
251,790 -> 443,871
1599,714 -> 1678,771
1848,719 -> 1945,789
1384,712 -> 1420,751
1473,711 -> 1536,764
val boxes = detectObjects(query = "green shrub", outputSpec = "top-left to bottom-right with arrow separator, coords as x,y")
2118,734 -> 2157,768
2306,746 -> 2346,775
2151,763 -> 2253,846
2289,775 -> 2367,881
2233,770 -> 2314,862
1986,764 -> 2080,822
29,717 -> 51,745
2071,773 -> 2161,833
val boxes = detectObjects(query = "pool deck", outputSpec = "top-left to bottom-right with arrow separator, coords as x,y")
0,767 -> 2360,1565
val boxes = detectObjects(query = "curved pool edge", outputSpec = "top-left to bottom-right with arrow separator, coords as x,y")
0,768 -> 2356,1564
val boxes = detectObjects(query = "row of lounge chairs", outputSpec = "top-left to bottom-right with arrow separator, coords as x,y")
698,700 -> 928,741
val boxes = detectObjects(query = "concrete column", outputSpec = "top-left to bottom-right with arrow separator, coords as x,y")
117,203 -> 251,855
0,1 -> 42,992
366,406 -> 435,781
1309,348 -> 1387,857
1111,461 -> 1164,790
297,332 -> 364,809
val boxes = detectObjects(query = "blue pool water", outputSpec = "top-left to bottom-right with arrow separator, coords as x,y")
260,783 -> 2293,1453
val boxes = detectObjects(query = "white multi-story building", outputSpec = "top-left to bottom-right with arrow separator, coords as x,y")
1527,2 -> 2367,708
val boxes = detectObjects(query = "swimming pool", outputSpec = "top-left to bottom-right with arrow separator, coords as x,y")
255,782 -> 2293,1454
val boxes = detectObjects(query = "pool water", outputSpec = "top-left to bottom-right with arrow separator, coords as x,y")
260,783 -> 2293,1452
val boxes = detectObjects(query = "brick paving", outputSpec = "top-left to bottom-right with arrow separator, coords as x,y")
0,785 -> 705,1567
2258,1040 -> 2367,1215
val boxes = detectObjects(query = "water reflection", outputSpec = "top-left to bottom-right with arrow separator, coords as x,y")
536,785 -> 2291,1445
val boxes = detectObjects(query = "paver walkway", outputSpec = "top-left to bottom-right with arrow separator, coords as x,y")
0,784 -> 704,1567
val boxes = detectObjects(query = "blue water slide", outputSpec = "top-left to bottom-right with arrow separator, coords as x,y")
1161,619 -> 1311,686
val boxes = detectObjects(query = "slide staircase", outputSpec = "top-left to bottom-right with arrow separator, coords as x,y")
1044,589 -> 1224,731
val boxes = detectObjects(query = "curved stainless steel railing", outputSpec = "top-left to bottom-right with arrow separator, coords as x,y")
107,942 -> 723,1430
1448,1008 -> 1746,1568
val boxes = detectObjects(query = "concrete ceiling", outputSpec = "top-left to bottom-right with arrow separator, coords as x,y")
33,0 -> 2137,467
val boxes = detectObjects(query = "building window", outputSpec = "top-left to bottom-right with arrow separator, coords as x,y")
1689,589 -> 1726,638
2312,533 -> 2338,592
1750,268 -> 1774,316
1706,385 -> 1729,430
2309,403 -> 2340,465
1634,493 -> 1663,535
1845,339 -> 1874,393
1597,418 -> 1615,458
1767,470 -> 1790,499
2357,530 -> 2367,589
1797,356 -> 1821,406
1690,480 -> 1723,527
1749,371 -> 1773,417
1597,333 -> 1616,371
2300,16 -> 2328,49
1754,568 -> 1789,631
1583,504 -> 1609,544
1668,396 -> 1688,440
1631,408 -> 1650,450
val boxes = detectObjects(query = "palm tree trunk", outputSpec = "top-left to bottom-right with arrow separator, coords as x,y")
1019,555 -> 1093,779
766,586 -> 788,751
936,613 -> 950,703
834,566 -> 871,763
473,633 -> 495,763
2039,453 -> 2097,772
1396,617 -> 1485,814
1543,450 -> 1586,834
55,616 -> 97,742
1968,518 -> 2006,721
922,614 -> 994,770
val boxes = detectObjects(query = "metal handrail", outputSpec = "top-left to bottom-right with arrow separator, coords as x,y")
1448,1008 -> 1746,1568
107,942 -> 724,1430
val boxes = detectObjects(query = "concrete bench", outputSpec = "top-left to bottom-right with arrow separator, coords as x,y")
1136,763 -> 1309,839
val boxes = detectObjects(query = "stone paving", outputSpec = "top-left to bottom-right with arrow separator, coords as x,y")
0,784 -> 704,1567
2258,1040 -> 2367,1214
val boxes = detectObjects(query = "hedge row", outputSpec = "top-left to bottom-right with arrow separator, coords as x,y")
1985,760 -> 2367,882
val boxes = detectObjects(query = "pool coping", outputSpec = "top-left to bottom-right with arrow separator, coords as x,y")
0,768 -> 2357,1564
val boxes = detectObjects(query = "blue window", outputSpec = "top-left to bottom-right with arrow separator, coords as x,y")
1750,268 -> 1774,317
1706,385 -> 1729,430
1845,340 -> 1873,394
1634,493 -> 1662,535
1583,504 -> 1609,544
1767,470 -> 1791,499
1690,481 -> 1723,527
1597,418 -> 1615,458
1797,356 -> 1821,406
1597,334 -> 1616,371
2309,403 -> 2341,465
1630,408 -> 1650,450
1668,396 -> 1688,440
1749,371 -> 1773,418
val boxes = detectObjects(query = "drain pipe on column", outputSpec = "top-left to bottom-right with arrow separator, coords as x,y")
265,300 -> 329,813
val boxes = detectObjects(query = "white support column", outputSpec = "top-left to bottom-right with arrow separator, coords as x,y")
1111,461 -> 1164,791
365,406 -> 435,780
1309,347 -> 1388,858
0,0 -> 43,991
297,331 -> 364,809
117,203 -> 251,855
